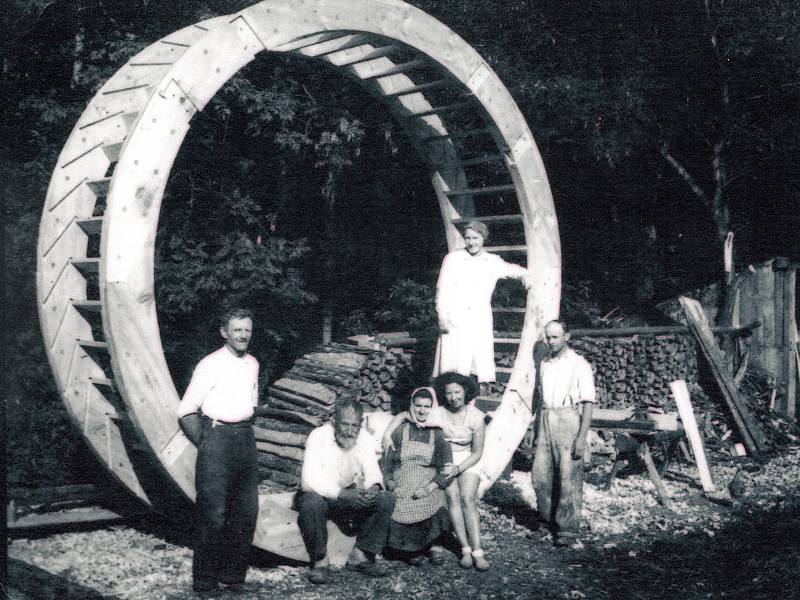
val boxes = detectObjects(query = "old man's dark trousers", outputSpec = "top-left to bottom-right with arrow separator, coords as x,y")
193,418 -> 259,589
296,490 -> 396,562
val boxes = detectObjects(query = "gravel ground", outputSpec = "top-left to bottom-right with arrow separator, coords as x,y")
9,448 -> 800,599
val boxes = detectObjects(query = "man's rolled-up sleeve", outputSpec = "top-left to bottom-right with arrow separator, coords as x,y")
577,360 -> 597,403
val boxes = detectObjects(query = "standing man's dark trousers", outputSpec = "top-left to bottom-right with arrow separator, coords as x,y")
193,418 -> 259,589
531,406 -> 584,536
296,490 -> 396,562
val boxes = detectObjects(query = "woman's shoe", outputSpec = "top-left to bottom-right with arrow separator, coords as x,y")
472,550 -> 489,571
459,550 -> 473,568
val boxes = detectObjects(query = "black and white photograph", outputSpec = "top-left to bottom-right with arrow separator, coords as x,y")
4,0 -> 800,598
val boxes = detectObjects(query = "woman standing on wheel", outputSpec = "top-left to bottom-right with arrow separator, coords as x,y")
433,221 -> 531,385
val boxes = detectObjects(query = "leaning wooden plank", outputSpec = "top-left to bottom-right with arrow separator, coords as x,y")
253,426 -> 308,448
256,441 -> 305,462
680,296 -> 767,454
639,442 -> 671,508
272,378 -> 338,404
671,380 -> 716,492
8,558 -> 109,600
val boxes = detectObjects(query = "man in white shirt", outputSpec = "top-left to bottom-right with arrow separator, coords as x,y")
177,308 -> 260,596
532,320 -> 596,546
297,398 -> 395,585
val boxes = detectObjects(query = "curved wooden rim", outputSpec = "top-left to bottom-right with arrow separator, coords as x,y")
40,0 -> 560,562
36,18 -> 227,506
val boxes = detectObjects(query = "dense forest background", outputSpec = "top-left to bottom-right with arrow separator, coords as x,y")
3,0 -> 799,486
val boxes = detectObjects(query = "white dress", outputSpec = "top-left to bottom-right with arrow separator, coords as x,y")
432,250 -> 527,382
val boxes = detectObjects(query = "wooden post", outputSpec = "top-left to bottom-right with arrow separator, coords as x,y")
773,258 -> 796,418
670,380 -> 716,493
640,442 -> 671,508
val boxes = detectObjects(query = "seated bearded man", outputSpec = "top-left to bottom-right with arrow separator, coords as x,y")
296,398 -> 396,585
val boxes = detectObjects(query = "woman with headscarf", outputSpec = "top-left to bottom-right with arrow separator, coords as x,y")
382,373 -> 489,571
434,220 -> 532,383
381,387 -> 453,565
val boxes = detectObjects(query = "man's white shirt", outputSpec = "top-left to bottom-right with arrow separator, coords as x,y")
177,346 -> 259,422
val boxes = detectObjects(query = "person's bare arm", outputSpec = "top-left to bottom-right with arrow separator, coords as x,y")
572,402 -> 593,460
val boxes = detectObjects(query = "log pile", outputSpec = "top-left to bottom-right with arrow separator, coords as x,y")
569,334 -> 699,414
490,333 -> 701,414
254,342 -> 414,490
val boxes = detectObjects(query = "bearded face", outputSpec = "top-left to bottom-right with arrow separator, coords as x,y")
333,407 -> 361,450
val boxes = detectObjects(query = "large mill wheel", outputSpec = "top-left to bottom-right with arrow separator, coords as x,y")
37,0 -> 560,563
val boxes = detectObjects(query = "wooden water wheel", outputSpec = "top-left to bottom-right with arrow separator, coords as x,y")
37,0 -> 560,563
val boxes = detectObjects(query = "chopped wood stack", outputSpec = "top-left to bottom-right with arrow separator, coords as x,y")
491,334 -> 701,414
254,342 -> 415,490
569,334 -> 700,413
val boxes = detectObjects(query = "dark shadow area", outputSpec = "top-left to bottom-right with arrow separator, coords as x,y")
569,502 -> 800,600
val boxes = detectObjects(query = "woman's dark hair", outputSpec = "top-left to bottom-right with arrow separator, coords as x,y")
433,372 -> 479,406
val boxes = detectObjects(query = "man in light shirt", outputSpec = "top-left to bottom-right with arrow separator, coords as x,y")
177,308 -> 260,596
297,398 -> 395,585
531,320 -> 596,547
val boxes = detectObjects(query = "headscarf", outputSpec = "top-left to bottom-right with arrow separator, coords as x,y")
408,386 -> 438,426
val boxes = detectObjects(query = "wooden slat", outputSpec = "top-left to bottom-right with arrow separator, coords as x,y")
122,112 -> 140,131
86,178 -> 111,197
360,58 -> 427,80
309,33 -> 375,56
70,258 -> 99,277
383,79 -> 448,97
78,339 -> 108,351
452,214 -> 523,226
496,367 -> 512,382
72,300 -> 102,313
474,396 -> 501,413
102,142 -> 123,163
403,101 -> 474,119
680,297 -> 767,454
331,45 -> 399,67
90,377 -> 114,390
422,127 -> 494,143
433,154 -> 506,168
76,217 -> 103,236
444,183 -> 516,197
279,31 -> 352,52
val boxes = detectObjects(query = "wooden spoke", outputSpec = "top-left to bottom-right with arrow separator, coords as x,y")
444,183 -> 516,196
77,217 -> 103,236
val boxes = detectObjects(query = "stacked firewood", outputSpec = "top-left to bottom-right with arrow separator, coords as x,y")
489,334 -> 701,414
569,334 -> 699,413
254,343 -> 414,489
